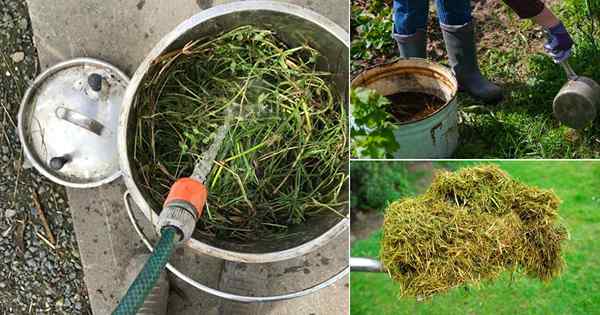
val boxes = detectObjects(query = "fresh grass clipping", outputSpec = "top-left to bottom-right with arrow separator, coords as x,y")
133,25 -> 348,242
380,165 -> 568,297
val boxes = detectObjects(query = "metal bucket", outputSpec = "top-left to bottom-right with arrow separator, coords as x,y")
118,1 -> 349,264
352,59 -> 459,158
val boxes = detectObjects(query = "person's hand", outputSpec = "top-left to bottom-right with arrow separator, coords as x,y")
544,22 -> 574,63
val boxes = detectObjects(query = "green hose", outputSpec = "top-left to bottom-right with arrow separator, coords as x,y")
112,227 -> 178,315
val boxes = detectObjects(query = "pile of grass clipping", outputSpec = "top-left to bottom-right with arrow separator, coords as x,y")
381,165 -> 568,298
133,26 -> 347,242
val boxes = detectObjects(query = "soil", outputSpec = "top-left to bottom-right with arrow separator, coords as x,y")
386,91 -> 446,122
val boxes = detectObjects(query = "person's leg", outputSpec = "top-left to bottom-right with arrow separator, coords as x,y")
436,0 -> 472,27
532,6 -> 561,28
392,0 -> 429,58
502,0 -> 545,21
436,0 -> 504,104
502,1 -> 573,63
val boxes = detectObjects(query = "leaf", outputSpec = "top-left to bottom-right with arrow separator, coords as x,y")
350,87 -> 400,158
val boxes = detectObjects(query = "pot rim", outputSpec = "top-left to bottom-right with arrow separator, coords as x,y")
118,1 -> 350,263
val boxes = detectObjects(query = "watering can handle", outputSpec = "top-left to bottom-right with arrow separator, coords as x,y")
560,60 -> 578,80
123,191 -> 349,303
350,257 -> 384,272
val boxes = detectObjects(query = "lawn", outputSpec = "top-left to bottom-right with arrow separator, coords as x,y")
351,161 -> 600,314
351,0 -> 600,158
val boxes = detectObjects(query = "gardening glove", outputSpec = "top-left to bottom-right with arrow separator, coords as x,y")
544,22 -> 574,63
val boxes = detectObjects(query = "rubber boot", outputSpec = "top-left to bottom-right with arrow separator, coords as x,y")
392,29 -> 427,58
124,254 -> 170,315
441,22 -> 504,104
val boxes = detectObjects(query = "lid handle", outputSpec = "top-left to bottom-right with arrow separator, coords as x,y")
88,73 -> 103,92
49,155 -> 71,171
55,106 -> 104,135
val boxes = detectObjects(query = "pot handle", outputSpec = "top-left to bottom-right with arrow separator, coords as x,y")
560,60 -> 578,80
55,106 -> 104,135
123,191 -> 349,303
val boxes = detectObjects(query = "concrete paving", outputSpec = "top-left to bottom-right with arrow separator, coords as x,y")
25,1 -> 349,314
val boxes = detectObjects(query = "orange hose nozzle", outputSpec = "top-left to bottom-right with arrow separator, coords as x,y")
164,178 -> 207,217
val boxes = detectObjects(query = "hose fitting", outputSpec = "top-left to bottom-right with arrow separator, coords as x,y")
157,201 -> 198,243
157,177 -> 207,243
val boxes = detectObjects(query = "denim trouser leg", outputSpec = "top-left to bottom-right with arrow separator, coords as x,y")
435,0 -> 473,27
392,0 -> 429,36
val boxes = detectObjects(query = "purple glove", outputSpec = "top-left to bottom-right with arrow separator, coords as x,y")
544,22 -> 574,63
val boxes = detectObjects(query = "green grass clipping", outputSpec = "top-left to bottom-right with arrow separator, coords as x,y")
380,165 -> 568,298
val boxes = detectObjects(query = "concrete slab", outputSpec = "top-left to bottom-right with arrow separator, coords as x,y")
218,227 -> 349,314
26,0 -> 349,314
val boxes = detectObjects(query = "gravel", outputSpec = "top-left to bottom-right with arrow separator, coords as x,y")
0,0 -> 90,313
10,51 -> 24,63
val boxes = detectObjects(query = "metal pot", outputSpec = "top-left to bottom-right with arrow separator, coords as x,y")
553,60 -> 600,129
351,58 -> 459,158
118,1 -> 349,264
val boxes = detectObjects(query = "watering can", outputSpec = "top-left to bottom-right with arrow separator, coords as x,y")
553,59 -> 600,129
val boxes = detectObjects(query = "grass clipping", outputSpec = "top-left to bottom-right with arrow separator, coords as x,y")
133,26 -> 347,242
381,165 -> 568,297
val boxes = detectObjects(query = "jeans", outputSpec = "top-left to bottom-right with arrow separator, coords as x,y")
393,0 -> 473,35
502,0 -> 545,19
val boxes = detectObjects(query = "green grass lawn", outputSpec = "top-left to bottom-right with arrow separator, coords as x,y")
352,0 -> 600,158
351,161 -> 600,315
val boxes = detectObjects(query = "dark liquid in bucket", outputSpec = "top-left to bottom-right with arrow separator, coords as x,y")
386,92 -> 446,123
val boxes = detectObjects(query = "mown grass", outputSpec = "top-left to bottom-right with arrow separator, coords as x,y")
352,0 -> 600,158
351,161 -> 600,314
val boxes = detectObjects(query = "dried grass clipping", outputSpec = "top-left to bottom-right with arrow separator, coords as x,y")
380,165 -> 568,298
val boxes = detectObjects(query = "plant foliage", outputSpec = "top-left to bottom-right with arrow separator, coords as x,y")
351,87 -> 400,158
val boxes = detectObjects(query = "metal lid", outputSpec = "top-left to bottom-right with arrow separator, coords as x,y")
18,58 -> 129,188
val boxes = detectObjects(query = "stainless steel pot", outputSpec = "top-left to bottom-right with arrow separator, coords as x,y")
118,0 -> 349,263
553,60 -> 600,129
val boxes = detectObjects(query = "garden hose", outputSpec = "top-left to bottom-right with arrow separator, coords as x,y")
112,227 -> 179,315
112,177 -> 208,315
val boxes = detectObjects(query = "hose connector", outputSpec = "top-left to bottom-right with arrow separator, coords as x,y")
157,201 -> 198,243
157,177 -> 208,243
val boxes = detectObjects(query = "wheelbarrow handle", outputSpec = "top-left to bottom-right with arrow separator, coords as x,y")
350,257 -> 384,273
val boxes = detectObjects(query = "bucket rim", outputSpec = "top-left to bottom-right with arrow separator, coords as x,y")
351,58 -> 458,125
